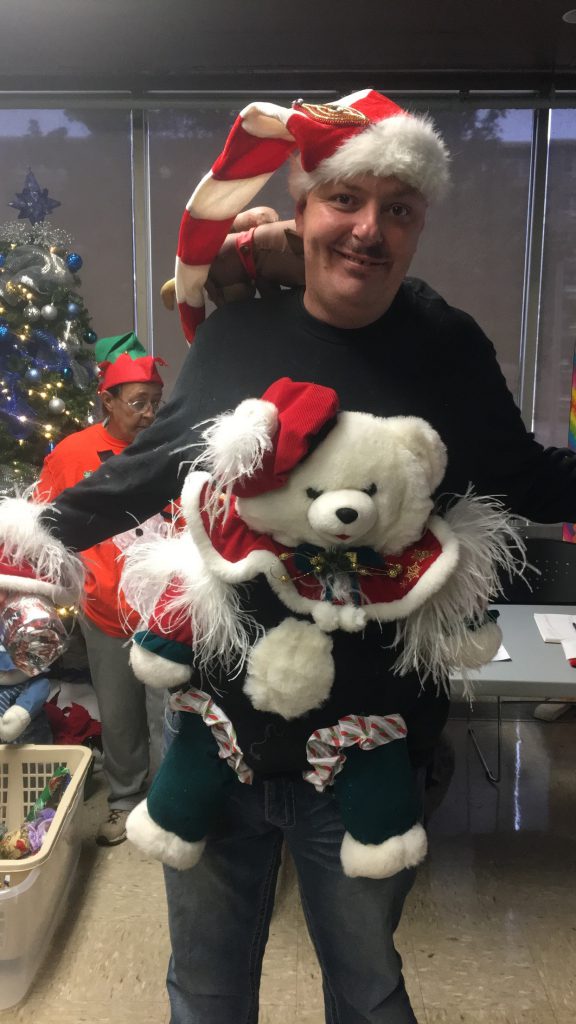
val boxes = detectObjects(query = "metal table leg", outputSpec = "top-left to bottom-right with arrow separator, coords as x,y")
468,695 -> 502,785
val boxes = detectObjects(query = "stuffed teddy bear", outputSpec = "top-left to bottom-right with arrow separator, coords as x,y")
123,377 -> 523,879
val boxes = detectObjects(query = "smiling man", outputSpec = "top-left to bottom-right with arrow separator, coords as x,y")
3,90 -> 576,1024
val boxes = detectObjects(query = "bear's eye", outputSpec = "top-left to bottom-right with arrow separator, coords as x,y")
364,483 -> 377,497
306,487 -> 323,500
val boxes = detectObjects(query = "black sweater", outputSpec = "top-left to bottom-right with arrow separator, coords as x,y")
42,280 -> 576,549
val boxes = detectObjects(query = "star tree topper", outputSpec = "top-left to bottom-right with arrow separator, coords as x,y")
8,169 -> 61,225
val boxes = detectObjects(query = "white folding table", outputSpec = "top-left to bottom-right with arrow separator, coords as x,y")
451,603 -> 576,782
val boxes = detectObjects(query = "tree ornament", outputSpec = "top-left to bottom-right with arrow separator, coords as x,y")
8,170 -> 61,226
66,301 -> 80,317
48,396 -> 66,414
66,252 -> 83,272
23,304 -> 41,322
24,367 -> 40,381
41,304 -> 58,321
83,329 -> 97,344
0,254 -> 5,267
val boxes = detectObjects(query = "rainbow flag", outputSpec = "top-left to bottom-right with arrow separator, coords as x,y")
563,347 -> 576,542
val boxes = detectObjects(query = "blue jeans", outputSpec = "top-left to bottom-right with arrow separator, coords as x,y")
162,707 -> 419,1024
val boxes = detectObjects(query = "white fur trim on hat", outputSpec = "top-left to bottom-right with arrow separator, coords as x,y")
289,113 -> 450,203
189,399 -> 279,519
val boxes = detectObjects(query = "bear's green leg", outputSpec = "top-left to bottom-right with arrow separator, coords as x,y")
332,740 -> 427,879
146,709 -> 238,842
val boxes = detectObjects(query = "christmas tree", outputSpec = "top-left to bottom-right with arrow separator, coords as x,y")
0,171 -> 98,493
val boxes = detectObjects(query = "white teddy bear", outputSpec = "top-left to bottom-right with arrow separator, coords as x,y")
122,377 -> 523,879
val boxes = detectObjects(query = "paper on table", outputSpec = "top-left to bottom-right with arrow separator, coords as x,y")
560,637 -> 576,661
533,613 -> 576,643
492,644 -> 510,661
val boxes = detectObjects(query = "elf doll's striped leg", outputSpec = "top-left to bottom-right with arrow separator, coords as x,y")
127,709 -> 238,869
333,739 -> 427,879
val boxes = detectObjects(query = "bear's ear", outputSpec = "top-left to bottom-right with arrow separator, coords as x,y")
383,417 -> 447,492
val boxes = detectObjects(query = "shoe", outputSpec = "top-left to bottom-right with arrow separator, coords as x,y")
533,701 -> 572,722
96,808 -> 129,846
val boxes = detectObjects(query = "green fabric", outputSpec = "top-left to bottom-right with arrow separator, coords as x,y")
134,631 -> 193,666
94,332 -> 146,364
333,739 -> 421,845
147,710 -> 237,842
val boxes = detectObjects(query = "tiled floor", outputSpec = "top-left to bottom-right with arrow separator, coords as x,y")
2,703 -> 576,1023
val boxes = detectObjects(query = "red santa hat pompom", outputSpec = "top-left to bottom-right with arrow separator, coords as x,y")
176,89 -> 450,344
198,378 -> 339,513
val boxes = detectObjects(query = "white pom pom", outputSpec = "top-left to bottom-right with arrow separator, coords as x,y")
196,399 -> 278,513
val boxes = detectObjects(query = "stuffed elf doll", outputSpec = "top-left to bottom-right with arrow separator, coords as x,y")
123,378 -> 523,879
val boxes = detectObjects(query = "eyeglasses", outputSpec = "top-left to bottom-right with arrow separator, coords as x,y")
115,397 -> 165,414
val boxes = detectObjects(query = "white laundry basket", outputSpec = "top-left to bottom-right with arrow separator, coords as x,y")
0,744 -> 93,1009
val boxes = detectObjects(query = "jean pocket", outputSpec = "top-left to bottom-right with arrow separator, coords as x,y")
162,706 -> 181,755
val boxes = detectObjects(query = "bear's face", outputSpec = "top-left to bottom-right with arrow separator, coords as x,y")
237,412 -> 447,554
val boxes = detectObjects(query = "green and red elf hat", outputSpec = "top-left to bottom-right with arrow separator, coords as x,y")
175,88 -> 450,345
94,332 -> 166,393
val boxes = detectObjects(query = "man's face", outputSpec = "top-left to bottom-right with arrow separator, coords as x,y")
101,380 -> 164,443
294,173 -> 427,329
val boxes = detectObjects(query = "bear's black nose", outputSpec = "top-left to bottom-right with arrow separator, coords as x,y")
336,507 -> 358,524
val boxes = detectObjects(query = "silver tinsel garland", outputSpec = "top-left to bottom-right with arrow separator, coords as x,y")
0,221 -> 73,250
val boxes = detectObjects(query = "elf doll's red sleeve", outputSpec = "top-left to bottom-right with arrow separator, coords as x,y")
129,581 -> 194,689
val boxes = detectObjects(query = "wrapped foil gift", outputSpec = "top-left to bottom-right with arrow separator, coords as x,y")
0,594 -> 70,675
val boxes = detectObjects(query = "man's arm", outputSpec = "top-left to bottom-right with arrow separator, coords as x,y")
438,307 -> 576,523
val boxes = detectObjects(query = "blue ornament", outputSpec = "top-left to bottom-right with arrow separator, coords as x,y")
32,328 -> 55,344
83,329 -> 97,345
66,253 -> 83,272
0,253 -> 6,267
8,169 -> 61,225
0,324 -> 9,337
25,367 -> 40,381
67,302 -> 81,317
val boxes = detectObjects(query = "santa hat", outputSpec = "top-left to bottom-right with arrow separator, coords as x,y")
95,332 -> 166,393
199,377 -> 339,508
176,88 -> 450,344
0,507 -> 84,606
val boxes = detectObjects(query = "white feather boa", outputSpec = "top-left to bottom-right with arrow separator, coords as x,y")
391,490 -> 526,692
0,494 -> 84,604
121,531 -> 262,676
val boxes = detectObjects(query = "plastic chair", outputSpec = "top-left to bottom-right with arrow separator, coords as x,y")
468,536 -> 576,783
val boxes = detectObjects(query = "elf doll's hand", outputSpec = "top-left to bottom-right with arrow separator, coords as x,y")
0,705 -> 31,742
160,206 -> 280,310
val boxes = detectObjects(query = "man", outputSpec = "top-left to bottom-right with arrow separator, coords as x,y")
35,333 -> 170,846
2,89 -> 576,1023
